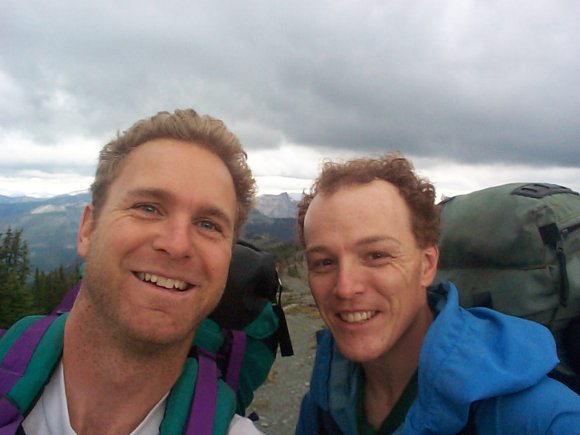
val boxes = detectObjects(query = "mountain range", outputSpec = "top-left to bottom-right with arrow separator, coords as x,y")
0,191 -> 299,272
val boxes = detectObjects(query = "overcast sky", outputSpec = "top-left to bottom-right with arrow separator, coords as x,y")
2,0 -> 579,200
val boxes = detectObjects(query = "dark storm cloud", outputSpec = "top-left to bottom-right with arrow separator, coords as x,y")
1,0 -> 579,171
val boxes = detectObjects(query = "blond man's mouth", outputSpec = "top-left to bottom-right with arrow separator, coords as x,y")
135,272 -> 192,291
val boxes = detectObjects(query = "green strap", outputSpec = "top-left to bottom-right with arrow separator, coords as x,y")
5,315 -> 66,414
161,357 -> 237,435
0,316 -> 48,361
2,316 -> 237,434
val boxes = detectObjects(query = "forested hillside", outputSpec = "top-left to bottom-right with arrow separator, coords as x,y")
0,228 -> 79,329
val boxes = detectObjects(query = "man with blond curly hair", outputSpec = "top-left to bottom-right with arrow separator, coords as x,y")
1,109 -> 262,434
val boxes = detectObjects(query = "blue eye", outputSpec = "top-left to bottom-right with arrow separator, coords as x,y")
137,204 -> 158,214
198,220 -> 218,231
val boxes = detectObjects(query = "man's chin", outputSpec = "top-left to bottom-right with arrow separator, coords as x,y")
121,321 -> 196,353
335,341 -> 382,363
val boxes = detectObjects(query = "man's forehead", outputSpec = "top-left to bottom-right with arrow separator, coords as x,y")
304,180 -> 415,242
310,180 -> 404,211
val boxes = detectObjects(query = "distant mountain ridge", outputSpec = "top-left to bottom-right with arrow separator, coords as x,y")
255,192 -> 298,218
0,191 -> 298,272
0,195 -> 45,204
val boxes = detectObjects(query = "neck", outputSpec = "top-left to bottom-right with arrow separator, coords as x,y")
361,304 -> 433,429
62,298 -> 193,434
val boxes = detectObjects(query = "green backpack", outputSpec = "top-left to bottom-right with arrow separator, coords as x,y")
435,183 -> 580,390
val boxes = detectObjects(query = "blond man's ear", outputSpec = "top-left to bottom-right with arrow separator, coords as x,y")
77,204 -> 95,258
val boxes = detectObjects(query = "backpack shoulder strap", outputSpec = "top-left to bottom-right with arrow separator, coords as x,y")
221,329 -> 247,391
187,348 -> 219,435
51,280 -> 82,315
2,318 -> 236,435
0,315 -> 63,433
0,316 -> 56,393
160,349 -> 236,435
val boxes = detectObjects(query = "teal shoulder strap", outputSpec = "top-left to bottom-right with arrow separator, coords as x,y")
1,317 -> 237,435
0,314 -> 65,432
5,315 -> 66,413
0,316 -> 46,361
160,354 -> 237,435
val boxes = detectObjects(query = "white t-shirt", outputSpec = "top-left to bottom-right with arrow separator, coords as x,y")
22,361 -> 263,434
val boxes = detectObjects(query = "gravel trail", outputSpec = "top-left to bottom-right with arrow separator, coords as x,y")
248,276 -> 324,435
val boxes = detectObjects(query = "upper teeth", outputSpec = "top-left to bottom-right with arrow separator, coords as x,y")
339,311 -> 376,323
137,272 -> 188,291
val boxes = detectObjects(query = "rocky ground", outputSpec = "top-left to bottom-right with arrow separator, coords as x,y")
247,275 -> 325,435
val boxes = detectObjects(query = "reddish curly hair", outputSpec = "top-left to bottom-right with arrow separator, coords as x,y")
297,152 -> 440,248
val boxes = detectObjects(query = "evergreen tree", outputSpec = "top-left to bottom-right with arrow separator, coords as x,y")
0,228 -> 81,330
0,228 -> 34,329
33,265 -> 79,314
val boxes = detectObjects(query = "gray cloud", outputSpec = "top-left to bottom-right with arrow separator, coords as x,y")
1,0 -> 579,180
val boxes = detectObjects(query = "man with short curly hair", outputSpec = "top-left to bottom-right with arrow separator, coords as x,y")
296,152 -> 580,434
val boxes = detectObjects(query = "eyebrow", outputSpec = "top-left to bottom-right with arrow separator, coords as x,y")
306,235 -> 402,255
125,188 -> 235,229
354,235 -> 402,248
125,187 -> 170,203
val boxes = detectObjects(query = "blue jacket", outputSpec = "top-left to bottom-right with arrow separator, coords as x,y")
296,281 -> 580,434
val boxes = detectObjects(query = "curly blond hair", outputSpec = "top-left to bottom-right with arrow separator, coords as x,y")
91,109 -> 256,236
